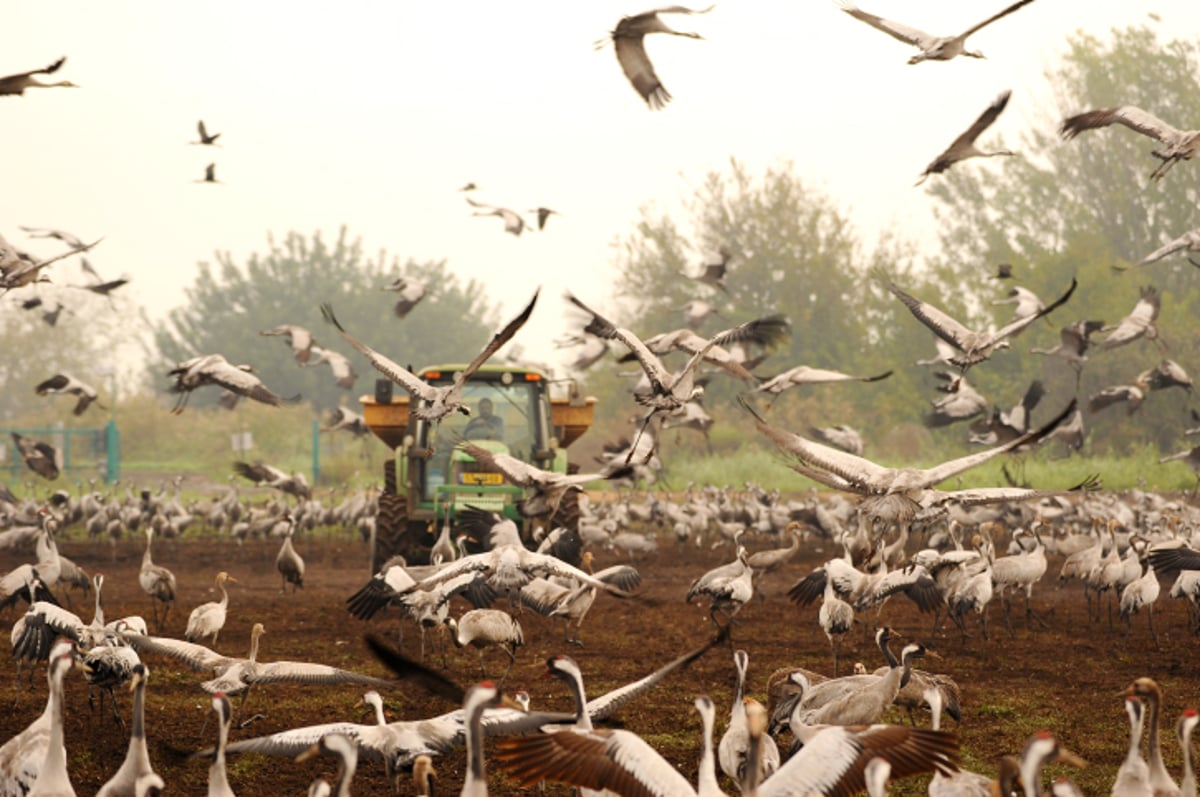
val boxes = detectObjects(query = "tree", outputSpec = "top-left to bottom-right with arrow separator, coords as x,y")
923,24 -> 1200,454
0,283 -> 138,423
151,228 -> 499,412
585,159 -> 916,460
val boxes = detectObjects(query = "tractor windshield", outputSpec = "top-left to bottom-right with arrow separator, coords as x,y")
416,377 -> 547,501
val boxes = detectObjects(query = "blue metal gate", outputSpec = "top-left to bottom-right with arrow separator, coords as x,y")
4,421 -> 120,484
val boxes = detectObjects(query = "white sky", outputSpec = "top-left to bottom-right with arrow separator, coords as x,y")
3,2 -> 1199,372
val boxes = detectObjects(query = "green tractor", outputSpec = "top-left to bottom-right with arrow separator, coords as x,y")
360,364 -> 595,568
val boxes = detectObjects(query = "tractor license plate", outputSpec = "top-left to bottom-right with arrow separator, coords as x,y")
460,472 -> 503,486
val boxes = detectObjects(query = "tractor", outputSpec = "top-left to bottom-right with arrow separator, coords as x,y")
359,363 -> 595,569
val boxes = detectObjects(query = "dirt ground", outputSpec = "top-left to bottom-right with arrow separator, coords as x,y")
3,511 -> 1199,796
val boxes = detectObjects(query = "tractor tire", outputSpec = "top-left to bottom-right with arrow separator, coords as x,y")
372,456 -> 411,572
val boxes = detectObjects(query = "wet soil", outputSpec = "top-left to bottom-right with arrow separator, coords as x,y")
3,518 -> 1198,795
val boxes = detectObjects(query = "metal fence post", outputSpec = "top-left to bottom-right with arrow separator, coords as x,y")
312,420 -> 320,485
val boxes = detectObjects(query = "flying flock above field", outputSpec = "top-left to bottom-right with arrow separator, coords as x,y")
5,2 -> 1200,794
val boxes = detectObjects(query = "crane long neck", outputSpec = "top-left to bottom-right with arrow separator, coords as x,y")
210,711 -> 231,794
334,750 -> 356,797
1128,703 -> 1144,763
563,667 -> 592,731
130,675 -> 147,749
93,579 -> 105,627
217,578 -> 229,608
696,708 -> 721,796
1146,689 -> 1167,773
464,703 -> 489,795
43,665 -> 69,782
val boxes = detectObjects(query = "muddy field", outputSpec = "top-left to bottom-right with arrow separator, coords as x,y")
3,512 -> 1199,796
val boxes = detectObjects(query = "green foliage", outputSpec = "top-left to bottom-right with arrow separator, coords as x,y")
150,227 -> 499,412
0,285 -> 142,423
922,24 -> 1200,456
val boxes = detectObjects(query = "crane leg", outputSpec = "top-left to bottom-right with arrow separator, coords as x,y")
1001,593 -> 1015,639
500,644 -> 517,684
1148,605 -> 1160,650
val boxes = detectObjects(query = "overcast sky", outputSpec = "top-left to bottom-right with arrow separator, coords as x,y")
4,2 -> 1199,372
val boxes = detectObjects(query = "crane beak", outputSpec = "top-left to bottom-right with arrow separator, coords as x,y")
1055,747 -> 1087,769
500,693 -> 527,712
295,742 -> 321,763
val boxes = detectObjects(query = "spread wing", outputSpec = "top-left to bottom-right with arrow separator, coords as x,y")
566,292 -> 674,393
205,361 -> 287,407
835,1 -> 936,49
320,303 -> 435,400
454,289 -> 539,389
987,277 -> 1076,343
1061,105 -> 1185,145
124,634 -> 235,673
883,281 -> 976,352
740,397 -> 891,491
958,0 -> 1037,39
913,400 -> 1076,486
947,90 -> 1011,151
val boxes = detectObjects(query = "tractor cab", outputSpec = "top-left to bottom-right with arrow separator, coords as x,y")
362,363 -> 594,562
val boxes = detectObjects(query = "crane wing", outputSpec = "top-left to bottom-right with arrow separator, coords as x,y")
320,303 -> 435,400
453,288 -> 539,389
883,281 -> 977,352
946,90 -> 1011,151
613,35 -> 670,110
739,397 -> 890,490
1061,105 -> 1185,145
835,1 -> 937,49
587,631 -> 724,722
250,661 -> 394,688
565,292 -> 674,393
205,362 -> 286,407
988,277 -> 1076,342
1136,235 -> 1193,267
125,633 -> 234,673
958,0 -> 1037,39
494,727 -> 694,796
914,400 -> 1076,487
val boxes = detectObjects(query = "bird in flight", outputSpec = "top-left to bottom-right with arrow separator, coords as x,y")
684,247 -> 732,294
530,207 -> 559,231
193,120 -> 221,146
259,324 -> 316,364
1060,105 -> 1200,181
599,5 -> 713,109
916,90 -> 1014,185
883,274 -> 1076,370
1124,225 -> 1200,270
11,433 -> 59,480
167,354 -> 294,415
836,0 -> 1037,64
196,163 -> 221,184
321,289 -> 539,422
742,395 -> 1077,524
466,197 -> 525,236
0,56 -> 77,96
457,441 -> 632,519
35,373 -> 105,416
1097,286 -> 1162,352
618,313 -> 790,381
382,276 -> 428,318
566,291 -> 768,460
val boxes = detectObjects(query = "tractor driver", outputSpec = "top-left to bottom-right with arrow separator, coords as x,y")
463,397 -> 504,440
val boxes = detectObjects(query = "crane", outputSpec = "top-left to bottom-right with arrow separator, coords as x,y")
0,56 -> 77,96
835,0 -> 1037,64
599,5 -> 713,109
1060,105 -> 1200,181
916,90 -> 1015,185
321,289 -> 538,423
